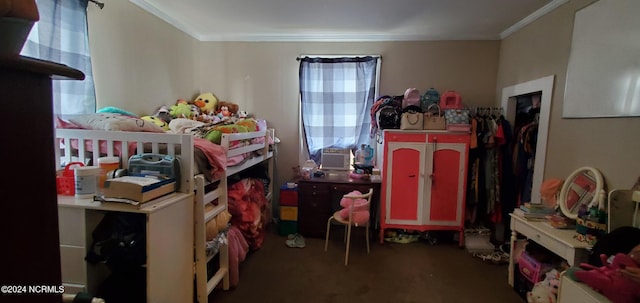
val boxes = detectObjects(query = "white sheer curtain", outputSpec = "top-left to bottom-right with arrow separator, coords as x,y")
21,0 -> 96,115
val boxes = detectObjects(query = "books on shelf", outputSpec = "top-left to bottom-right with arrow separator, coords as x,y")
101,176 -> 176,204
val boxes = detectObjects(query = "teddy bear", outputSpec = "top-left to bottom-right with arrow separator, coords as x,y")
215,101 -> 239,118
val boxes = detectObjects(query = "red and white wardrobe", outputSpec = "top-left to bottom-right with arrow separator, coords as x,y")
379,130 -> 470,246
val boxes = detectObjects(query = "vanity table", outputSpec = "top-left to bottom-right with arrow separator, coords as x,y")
508,213 -> 592,287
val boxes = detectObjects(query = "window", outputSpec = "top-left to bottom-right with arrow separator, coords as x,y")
298,56 -> 380,164
21,0 -> 96,115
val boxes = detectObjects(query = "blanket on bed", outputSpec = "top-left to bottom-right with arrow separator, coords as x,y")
227,178 -> 268,251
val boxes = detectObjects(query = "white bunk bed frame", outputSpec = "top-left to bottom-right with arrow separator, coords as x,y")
55,127 -> 275,303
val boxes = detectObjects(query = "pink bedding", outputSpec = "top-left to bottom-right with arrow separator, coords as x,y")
227,178 -> 268,251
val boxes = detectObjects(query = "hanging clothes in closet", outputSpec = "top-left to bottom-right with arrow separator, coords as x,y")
512,106 -> 540,206
466,108 -> 511,228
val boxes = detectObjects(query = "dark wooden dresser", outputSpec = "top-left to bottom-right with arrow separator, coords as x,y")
297,172 -> 381,238
0,55 -> 83,303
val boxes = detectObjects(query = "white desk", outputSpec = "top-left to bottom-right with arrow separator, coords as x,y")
508,213 -> 592,287
58,193 -> 194,302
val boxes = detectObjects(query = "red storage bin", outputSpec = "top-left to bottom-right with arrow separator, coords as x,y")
56,162 -> 84,196
280,186 -> 298,206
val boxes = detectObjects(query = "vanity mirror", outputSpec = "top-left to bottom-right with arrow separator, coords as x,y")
558,166 -> 604,219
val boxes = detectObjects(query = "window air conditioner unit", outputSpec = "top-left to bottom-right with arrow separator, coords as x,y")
320,148 -> 351,171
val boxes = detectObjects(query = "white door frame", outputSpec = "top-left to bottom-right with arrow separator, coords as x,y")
501,75 -> 554,205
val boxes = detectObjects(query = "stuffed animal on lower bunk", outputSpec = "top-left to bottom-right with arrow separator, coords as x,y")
204,205 -> 232,241
566,244 -> 640,303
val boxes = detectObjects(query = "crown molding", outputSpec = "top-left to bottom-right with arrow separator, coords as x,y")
500,0 -> 569,39
132,0 -> 565,42
197,33 -> 499,42
129,0 -> 204,41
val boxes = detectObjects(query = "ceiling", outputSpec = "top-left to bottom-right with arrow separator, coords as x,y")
129,0 -> 565,42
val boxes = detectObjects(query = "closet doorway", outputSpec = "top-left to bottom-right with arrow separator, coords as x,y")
500,75 -> 554,205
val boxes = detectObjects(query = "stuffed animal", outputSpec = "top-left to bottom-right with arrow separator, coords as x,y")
154,105 -> 172,124
527,283 -> 556,303
216,101 -> 239,118
204,204 -> 232,240
140,115 -> 169,131
170,99 -> 194,119
571,251 -> 640,303
193,92 -> 218,115
204,124 -> 249,144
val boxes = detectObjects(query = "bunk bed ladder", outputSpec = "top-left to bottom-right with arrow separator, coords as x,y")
194,174 -> 229,302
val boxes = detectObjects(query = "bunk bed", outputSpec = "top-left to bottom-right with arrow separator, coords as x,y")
54,123 -> 276,302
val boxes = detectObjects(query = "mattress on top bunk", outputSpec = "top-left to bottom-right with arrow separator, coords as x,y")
55,117 -> 274,183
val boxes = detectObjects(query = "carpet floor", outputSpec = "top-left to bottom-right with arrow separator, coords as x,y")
208,226 -> 524,303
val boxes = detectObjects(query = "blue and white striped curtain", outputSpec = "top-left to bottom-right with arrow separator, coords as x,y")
299,56 -> 378,163
21,0 -> 96,115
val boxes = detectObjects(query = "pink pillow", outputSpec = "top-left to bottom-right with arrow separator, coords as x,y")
340,190 -> 368,211
338,208 -> 370,226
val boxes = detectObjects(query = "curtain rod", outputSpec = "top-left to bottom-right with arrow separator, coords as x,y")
89,0 -> 105,9
296,55 -> 382,61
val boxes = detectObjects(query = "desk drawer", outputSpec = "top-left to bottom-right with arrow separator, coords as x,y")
58,207 -> 86,247
514,219 -> 566,259
60,245 -> 87,285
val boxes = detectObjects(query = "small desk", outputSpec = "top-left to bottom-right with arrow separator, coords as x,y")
297,172 -> 381,238
508,213 -> 591,287
58,193 -> 194,302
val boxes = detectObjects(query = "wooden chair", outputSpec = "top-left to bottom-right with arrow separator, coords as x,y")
324,188 -> 373,266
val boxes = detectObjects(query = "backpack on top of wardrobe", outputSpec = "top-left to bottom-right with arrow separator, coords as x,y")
421,88 -> 440,112
402,88 -> 422,111
372,95 -> 403,130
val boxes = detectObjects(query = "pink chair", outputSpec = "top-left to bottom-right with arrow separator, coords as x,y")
324,188 -> 373,266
